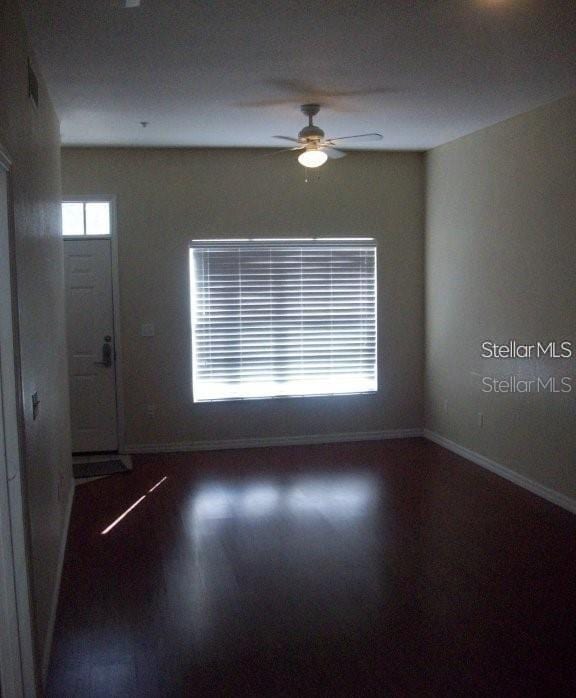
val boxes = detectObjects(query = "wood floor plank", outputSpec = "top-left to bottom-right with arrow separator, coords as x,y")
46,439 -> 576,696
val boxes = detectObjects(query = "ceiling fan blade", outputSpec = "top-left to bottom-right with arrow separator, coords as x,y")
264,146 -> 305,157
327,133 -> 383,143
324,147 -> 347,159
273,135 -> 300,143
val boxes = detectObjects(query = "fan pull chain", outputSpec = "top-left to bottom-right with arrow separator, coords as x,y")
304,169 -> 321,184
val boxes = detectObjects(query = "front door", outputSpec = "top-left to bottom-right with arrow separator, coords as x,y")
64,239 -> 118,452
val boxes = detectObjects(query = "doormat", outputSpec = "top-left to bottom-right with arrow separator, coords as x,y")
73,455 -> 132,479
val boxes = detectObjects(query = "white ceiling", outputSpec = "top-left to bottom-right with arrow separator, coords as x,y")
21,0 -> 576,150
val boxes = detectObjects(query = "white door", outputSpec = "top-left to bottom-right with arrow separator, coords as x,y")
64,239 -> 118,452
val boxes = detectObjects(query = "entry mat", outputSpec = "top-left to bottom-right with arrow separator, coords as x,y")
73,454 -> 132,479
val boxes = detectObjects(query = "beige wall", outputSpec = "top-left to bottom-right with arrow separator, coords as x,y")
62,148 -> 425,447
0,0 -> 72,677
426,94 -> 576,499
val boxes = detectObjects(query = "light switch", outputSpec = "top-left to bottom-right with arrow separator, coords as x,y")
140,323 -> 155,337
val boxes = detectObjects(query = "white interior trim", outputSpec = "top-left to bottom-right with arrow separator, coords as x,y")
424,429 -> 576,515
0,142 -> 38,697
63,195 -> 125,451
41,481 -> 74,682
126,428 -> 423,453
109,197 -> 126,451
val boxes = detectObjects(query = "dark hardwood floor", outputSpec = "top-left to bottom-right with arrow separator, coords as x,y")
46,438 -> 576,697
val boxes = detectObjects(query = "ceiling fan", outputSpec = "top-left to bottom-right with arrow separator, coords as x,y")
273,104 -> 383,168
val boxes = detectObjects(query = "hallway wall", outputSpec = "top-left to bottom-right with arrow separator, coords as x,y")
0,0 -> 73,675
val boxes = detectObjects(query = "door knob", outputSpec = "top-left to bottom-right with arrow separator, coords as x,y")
94,339 -> 113,368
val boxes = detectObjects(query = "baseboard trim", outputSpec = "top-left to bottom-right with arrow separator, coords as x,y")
126,429 -> 423,454
42,478 -> 75,683
423,429 -> 576,515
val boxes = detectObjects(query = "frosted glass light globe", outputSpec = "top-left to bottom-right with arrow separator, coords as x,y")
298,149 -> 328,168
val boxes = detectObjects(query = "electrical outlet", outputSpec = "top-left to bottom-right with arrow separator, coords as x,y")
146,404 -> 157,417
31,391 -> 40,420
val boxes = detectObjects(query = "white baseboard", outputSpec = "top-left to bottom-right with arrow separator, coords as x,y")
42,478 -> 75,683
126,428 -> 423,454
423,429 -> 576,516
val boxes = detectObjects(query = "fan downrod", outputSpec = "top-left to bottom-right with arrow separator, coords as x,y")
301,103 -> 321,124
298,104 -> 325,141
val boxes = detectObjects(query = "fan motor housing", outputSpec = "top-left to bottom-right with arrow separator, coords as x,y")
298,124 -> 325,141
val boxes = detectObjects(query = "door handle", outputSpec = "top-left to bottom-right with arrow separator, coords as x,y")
94,339 -> 113,368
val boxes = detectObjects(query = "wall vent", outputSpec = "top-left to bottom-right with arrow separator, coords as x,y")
28,60 -> 39,107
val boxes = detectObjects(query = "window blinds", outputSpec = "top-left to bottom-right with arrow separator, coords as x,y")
190,239 -> 377,401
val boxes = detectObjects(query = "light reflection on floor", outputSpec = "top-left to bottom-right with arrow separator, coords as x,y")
178,473 -> 383,652
190,475 -> 377,523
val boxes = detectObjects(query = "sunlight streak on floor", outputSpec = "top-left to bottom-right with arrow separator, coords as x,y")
100,476 -> 168,534
148,476 -> 168,493
101,495 -> 147,535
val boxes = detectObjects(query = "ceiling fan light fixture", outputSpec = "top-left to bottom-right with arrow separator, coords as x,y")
298,149 -> 328,168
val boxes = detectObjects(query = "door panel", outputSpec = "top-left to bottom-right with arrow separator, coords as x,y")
65,239 -> 118,452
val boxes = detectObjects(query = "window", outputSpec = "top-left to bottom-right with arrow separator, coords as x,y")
190,238 -> 377,402
62,200 -> 111,236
